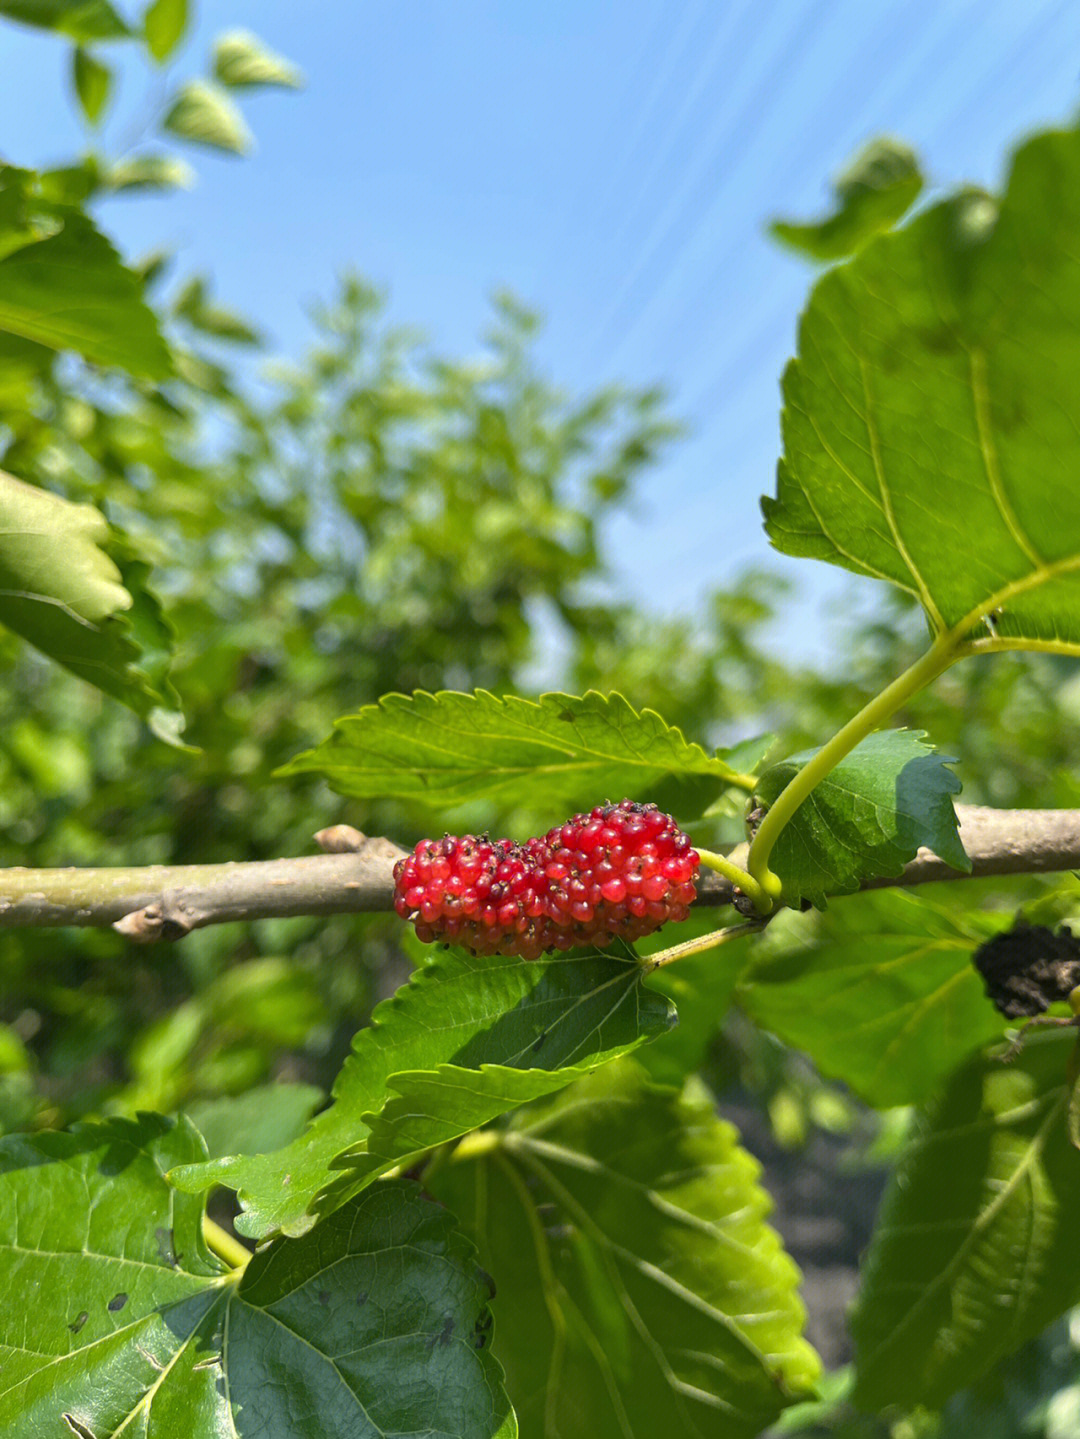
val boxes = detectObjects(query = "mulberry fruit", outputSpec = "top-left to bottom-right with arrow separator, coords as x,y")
393,800 -> 699,960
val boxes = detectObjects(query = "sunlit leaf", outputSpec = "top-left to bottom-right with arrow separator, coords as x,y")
170,943 -> 674,1239
213,28 -> 303,89
429,1062 -> 820,1438
770,136 -> 923,261
143,0 -> 186,62
162,80 -> 252,155
279,688 -> 753,819
0,168 -> 171,376
105,153 -> 195,192
765,124 -> 1080,651
0,0 -> 130,40
0,470 -> 180,723
71,46 -> 111,125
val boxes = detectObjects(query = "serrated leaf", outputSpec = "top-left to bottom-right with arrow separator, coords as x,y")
0,1117 -> 515,1437
765,123 -> 1080,651
105,152 -> 195,192
737,889 -> 1007,1106
851,1031 -> 1080,1411
162,80 -> 252,155
754,729 -> 968,907
171,943 -> 674,1240
770,136 -> 923,262
72,46 -> 111,125
278,688 -> 751,820
213,28 -> 303,89
0,0 -> 131,40
0,168 -> 171,377
429,1061 -> 821,1438
0,470 -> 181,724
143,0 -> 186,62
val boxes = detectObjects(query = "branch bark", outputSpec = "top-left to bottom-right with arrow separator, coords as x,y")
0,805 -> 1077,941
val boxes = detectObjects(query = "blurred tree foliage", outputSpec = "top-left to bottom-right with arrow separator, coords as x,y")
3,0 -> 1080,1152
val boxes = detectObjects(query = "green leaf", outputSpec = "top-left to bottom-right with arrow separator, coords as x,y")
737,889 -> 1007,1106
0,168 -> 172,377
173,273 -> 260,344
170,943 -> 675,1239
754,729 -> 968,907
765,123 -> 1080,651
429,1062 -> 821,1438
143,0 -> 186,62
183,1081 -> 325,1160
770,137 -> 923,262
0,470 -> 180,723
213,28 -> 303,89
0,0 -> 131,40
105,153 -> 195,192
0,1116 -> 515,1437
851,1031 -> 1080,1411
162,80 -> 252,155
0,1113 -> 225,1432
72,46 -> 111,125
229,1180 -> 517,1439
0,181 -> 61,262
278,688 -> 750,819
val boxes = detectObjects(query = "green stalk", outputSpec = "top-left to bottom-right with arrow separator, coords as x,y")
202,1215 -> 252,1273
746,631 -> 966,908
643,919 -> 767,970
696,847 -> 769,910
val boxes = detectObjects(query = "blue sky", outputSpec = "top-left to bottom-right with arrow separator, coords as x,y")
3,0 -> 1080,659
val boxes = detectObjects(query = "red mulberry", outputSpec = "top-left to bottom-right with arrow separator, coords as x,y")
393,800 -> 699,960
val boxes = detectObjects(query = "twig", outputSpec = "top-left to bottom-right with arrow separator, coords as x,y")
0,806 -> 1078,941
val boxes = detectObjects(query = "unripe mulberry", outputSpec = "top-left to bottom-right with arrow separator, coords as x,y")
393,799 -> 699,960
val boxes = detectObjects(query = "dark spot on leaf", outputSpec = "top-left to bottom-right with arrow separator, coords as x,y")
62,1417 -> 96,1439
531,1029 -> 546,1052
557,709 -> 574,723
318,1290 -> 331,1307
473,1308 -> 494,1349
476,1266 -> 496,1300
67,1311 -> 88,1335
356,1290 -> 368,1306
107,1292 -> 128,1312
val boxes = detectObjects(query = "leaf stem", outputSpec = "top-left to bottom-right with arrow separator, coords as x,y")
746,631 -> 965,907
644,919 -> 768,970
696,847 -> 769,910
202,1215 -> 252,1273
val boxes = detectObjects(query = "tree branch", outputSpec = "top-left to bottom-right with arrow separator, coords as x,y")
0,806 -> 1077,941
